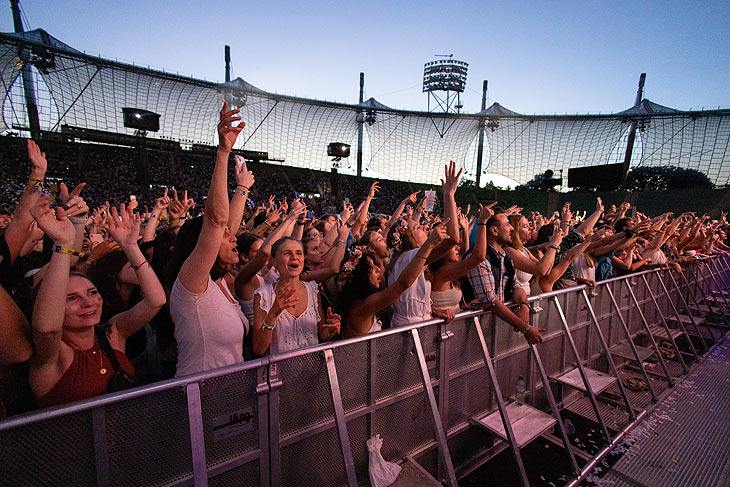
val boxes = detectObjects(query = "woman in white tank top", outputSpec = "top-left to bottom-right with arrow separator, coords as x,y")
504,215 -> 563,296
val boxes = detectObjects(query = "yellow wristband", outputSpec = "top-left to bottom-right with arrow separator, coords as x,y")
52,244 -> 84,257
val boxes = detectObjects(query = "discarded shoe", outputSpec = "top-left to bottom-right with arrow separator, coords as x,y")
622,376 -> 649,391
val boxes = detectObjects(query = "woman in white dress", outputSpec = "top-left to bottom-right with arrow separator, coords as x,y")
252,237 -> 341,355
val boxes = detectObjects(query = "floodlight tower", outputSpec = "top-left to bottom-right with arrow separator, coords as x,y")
422,54 -> 468,113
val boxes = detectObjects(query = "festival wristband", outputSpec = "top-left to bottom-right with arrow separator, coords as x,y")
52,244 -> 85,257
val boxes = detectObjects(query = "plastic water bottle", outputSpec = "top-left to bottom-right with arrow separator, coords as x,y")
515,376 -> 526,405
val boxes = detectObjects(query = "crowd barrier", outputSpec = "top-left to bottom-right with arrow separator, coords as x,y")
2,255 -> 729,487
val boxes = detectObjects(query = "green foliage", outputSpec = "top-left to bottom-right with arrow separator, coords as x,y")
625,166 -> 712,191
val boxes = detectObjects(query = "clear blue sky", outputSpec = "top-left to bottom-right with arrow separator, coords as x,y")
2,0 -> 729,114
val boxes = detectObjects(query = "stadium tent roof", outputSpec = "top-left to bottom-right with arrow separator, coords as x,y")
1,30 -> 729,186
617,99 -> 680,116
358,98 -> 391,110
476,102 -> 522,116
219,77 -> 267,94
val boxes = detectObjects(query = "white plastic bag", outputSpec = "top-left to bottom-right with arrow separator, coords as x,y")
367,434 -> 402,487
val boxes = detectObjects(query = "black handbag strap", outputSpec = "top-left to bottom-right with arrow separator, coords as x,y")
94,324 -> 124,374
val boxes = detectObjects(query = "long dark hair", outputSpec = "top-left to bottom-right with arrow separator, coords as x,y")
166,216 -> 228,286
86,251 -> 140,322
336,251 -> 382,332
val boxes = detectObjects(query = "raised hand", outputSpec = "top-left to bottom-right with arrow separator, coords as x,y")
549,223 -> 565,246
27,139 -> 47,180
183,190 -> 195,212
403,191 -> 420,206
424,218 -> 450,248
30,195 -> 75,246
340,200 -> 353,223
596,197 -> 604,213
504,205 -> 522,217
368,181 -> 380,198
279,196 -> 288,215
266,207 -> 283,225
62,194 -> 89,218
58,182 -> 86,207
478,201 -> 497,223
155,188 -> 171,211
288,198 -> 306,219
217,102 -> 246,151
561,202 -> 573,223
235,159 -> 255,189
168,200 -> 187,220
440,160 -> 463,195
108,203 -> 141,250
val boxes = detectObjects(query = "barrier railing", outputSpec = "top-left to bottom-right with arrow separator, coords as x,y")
2,255 -> 728,487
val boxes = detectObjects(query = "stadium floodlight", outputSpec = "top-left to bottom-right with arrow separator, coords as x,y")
422,58 -> 468,93
422,55 -> 468,114
327,142 -> 350,162
122,108 -> 161,132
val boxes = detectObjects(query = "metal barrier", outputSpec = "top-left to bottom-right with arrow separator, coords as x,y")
1,256 -> 728,487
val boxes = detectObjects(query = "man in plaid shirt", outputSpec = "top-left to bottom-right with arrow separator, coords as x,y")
467,211 -> 543,344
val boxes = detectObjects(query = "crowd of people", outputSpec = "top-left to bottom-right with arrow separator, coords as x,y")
1,102 -> 728,419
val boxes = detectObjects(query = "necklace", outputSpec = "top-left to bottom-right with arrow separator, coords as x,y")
69,336 -> 107,375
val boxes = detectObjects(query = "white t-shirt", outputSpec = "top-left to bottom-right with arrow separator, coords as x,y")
388,248 -> 432,327
255,280 -> 321,354
171,276 -> 249,377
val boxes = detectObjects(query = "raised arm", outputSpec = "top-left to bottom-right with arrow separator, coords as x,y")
142,188 -> 170,243
347,225 -> 447,336
575,197 -> 603,238
228,159 -> 255,235
29,196 -> 76,368
441,161 -> 462,241
177,103 -> 245,294
234,200 -> 306,297
433,204 -> 495,287
107,204 -> 166,342
3,139 -> 47,262
352,181 -> 379,238
301,220 -> 350,283
385,191 -> 419,233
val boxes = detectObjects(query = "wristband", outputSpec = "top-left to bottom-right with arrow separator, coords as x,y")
68,216 -> 87,225
236,185 -> 249,191
262,320 -> 276,330
337,239 -> 346,245
547,244 -> 559,251
295,221 -> 305,226
29,178 -> 44,186
52,244 -> 84,257
234,189 -> 248,197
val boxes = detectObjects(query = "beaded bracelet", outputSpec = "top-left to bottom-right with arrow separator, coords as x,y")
262,320 -> 276,330
130,260 -> 149,271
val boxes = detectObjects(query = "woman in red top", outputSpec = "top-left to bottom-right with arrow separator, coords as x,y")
29,198 -> 166,407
